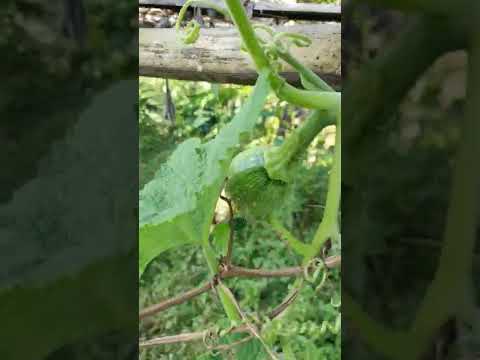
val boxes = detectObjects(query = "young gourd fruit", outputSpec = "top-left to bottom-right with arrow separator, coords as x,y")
225,110 -> 333,218
225,146 -> 290,218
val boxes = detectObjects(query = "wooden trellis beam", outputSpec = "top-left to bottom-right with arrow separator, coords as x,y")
139,0 -> 341,21
139,23 -> 341,86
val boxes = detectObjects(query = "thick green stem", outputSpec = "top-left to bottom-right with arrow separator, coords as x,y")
305,111 -> 340,264
224,0 -> 270,70
265,110 -> 337,257
285,110 -> 333,159
269,75 -> 340,111
266,51 -> 340,235
264,53 -> 336,178
277,50 -> 334,92
269,216 -> 313,257
265,110 -> 334,182
224,0 -> 340,112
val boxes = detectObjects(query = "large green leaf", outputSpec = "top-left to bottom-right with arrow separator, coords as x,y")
139,73 -> 270,276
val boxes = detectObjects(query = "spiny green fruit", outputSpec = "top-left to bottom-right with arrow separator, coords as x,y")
226,110 -> 333,218
225,146 -> 289,218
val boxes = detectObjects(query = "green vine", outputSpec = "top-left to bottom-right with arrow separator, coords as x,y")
175,0 -> 231,44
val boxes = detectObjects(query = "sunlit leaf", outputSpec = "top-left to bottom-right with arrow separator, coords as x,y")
139,72 -> 270,276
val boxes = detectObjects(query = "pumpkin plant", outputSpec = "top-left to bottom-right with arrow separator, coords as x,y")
139,0 -> 341,358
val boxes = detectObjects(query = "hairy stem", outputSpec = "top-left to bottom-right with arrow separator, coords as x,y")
269,216 -> 313,256
140,281 -> 214,319
224,0 -> 340,112
270,77 -> 340,111
140,331 -> 206,348
277,49 -> 334,92
224,0 -> 270,70
139,256 -> 341,319
305,110 -> 341,263
140,283 -> 304,349
265,109 -> 335,182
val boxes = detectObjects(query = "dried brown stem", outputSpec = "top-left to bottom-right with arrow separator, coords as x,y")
226,255 -> 341,279
223,265 -> 304,278
268,284 -> 301,319
140,331 -> 206,348
211,334 -> 254,351
139,255 -> 341,320
140,280 -> 303,350
140,280 -> 215,319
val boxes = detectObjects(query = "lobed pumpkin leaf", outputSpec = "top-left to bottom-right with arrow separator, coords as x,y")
139,72 -> 270,276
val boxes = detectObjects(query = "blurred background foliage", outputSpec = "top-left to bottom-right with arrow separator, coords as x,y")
342,2 -> 476,359
139,77 -> 340,359
0,0 -> 137,203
